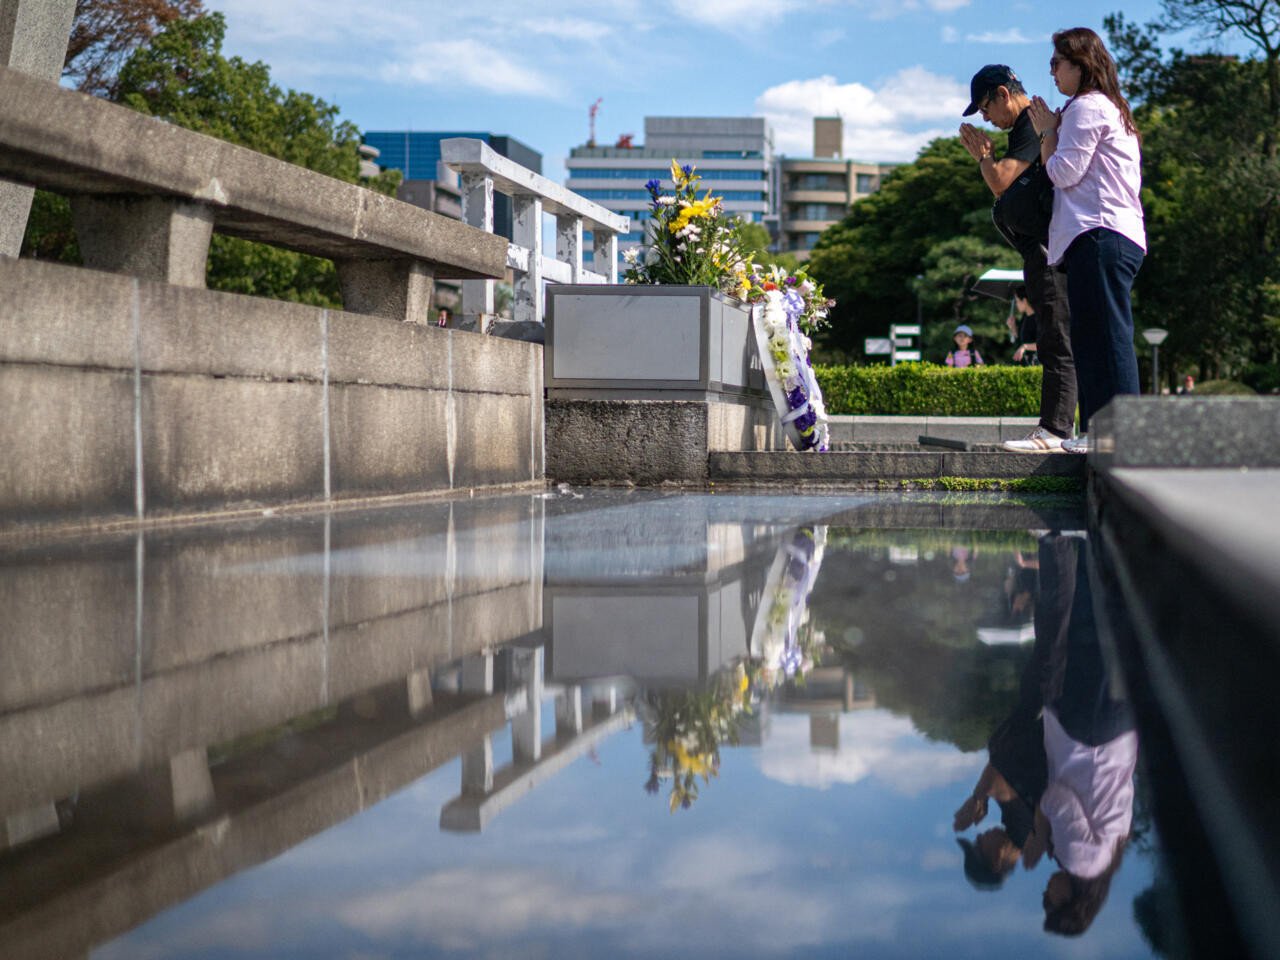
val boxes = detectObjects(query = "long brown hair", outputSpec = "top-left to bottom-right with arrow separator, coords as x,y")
1053,27 -> 1139,137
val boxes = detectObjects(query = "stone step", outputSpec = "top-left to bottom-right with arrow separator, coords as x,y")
709,449 -> 1085,482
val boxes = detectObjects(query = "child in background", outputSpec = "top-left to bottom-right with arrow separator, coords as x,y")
946,324 -> 984,367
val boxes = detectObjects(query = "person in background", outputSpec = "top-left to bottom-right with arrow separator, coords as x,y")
436,307 -> 451,328
946,324 -> 985,368
1028,28 -> 1146,455
1178,374 -> 1195,395
1008,285 -> 1040,365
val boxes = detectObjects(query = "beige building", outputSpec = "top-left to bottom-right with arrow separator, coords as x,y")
777,117 -> 896,261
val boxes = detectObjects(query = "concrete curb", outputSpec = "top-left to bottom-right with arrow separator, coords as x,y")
828,415 -> 1040,443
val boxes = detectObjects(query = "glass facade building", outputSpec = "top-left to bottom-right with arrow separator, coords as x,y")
565,117 -> 774,271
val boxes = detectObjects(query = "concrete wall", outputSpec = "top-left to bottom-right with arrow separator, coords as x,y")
0,258 -> 544,529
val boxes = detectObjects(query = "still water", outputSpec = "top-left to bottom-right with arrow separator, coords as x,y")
0,491 -> 1175,959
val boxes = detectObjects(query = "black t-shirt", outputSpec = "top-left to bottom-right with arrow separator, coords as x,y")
1004,107 -> 1039,165
994,107 -> 1047,252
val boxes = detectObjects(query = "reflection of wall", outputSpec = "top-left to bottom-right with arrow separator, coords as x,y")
543,498 -> 782,688
0,497 -> 543,822
0,497 -> 554,960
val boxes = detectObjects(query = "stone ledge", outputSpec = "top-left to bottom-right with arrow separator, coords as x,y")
709,450 -> 1084,481
1090,396 -> 1280,469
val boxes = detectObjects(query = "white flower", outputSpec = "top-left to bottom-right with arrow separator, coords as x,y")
800,280 -> 815,295
622,248 -> 640,264
644,246 -> 660,265
657,196 -> 676,206
769,333 -> 789,353
777,359 -> 797,380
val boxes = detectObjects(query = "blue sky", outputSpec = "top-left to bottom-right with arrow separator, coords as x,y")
204,0 -> 1198,182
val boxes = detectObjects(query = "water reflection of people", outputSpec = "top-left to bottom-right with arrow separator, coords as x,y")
1022,534 -> 1138,937
952,532 -> 1138,935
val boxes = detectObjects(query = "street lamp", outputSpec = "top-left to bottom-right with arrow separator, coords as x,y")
1141,327 -> 1168,395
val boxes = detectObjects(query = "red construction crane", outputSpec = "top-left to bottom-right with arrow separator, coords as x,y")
588,98 -> 602,147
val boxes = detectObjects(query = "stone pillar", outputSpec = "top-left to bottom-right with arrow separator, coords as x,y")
0,0 -> 76,256
555,684 -> 583,738
71,196 -> 214,287
510,645 -> 543,762
459,172 -> 495,332
459,651 -> 494,795
336,257 -> 434,324
556,214 -> 583,283
593,230 -> 618,282
511,195 -> 543,324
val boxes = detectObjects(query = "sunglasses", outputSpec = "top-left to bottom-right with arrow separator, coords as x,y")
1050,55 -> 1067,70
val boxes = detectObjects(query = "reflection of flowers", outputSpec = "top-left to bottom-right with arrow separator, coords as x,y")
749,526 -> 827,692
643,664 -> 750,812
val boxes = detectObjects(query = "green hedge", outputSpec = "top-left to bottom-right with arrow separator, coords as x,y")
815,363 -> 1041,416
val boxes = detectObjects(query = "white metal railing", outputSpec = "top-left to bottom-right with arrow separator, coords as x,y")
442,138 -> 630,328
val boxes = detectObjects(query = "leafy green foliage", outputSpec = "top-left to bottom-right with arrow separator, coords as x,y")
806,136 -> 1013,359
1106,13 -> 1280,381
815,362 -> 1041,416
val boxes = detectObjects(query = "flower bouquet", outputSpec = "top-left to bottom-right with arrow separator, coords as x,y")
622,162 -> 832,452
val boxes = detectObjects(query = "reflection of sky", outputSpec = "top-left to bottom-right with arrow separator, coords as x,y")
94,711 -> 1159,960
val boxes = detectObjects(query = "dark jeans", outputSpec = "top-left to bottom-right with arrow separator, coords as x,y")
1021,242 -> 1075,438
1063,228 -> 1143,432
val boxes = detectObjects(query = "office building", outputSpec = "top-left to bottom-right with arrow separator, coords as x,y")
565,116 -> 773,269
361,131 -> 542,240
777,117 -> 898,261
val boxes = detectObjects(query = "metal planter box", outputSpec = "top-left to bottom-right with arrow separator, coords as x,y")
545,285 -> 765,399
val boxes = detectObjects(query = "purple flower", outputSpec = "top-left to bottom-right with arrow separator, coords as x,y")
681,164 -> 694,179
784,276 -> 797,285
783,290 -> 805,317
786,386 -> 806,410
645,179 -> 661,196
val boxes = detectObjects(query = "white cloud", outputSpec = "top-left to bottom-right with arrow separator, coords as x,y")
966,28 -> 1045,44
755,68 -> 968,162
941,25 -> 959,43
339,867 -> 634,948
669,0 -> 801,26
927,0 -> 971,10
525,17 -> 613,42
757,711 -> 984,795
380,39 -> 559,99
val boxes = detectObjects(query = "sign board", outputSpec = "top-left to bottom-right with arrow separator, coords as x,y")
864,338 -> 892,355
894,350 -> 922,361
893,337 -> 915,347
891,324 -> 921,336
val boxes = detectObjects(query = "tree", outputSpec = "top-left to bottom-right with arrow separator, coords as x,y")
916,236 -> 1021,361
1105,13 -> 1280,380
1158,0 -> 1280,155
63,0 -> 205,97
805,135 -> 1012,360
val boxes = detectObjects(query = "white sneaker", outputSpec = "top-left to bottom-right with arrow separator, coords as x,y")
1061,435 -> 1089,454
1002,427 -> 1066,453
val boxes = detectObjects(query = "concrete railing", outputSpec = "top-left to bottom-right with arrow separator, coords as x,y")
0,66 -> 507,322
442,137 -> 630,328
0,67 -> 543,529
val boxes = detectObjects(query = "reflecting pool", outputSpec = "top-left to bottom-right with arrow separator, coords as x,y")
0,491 -> 1179,959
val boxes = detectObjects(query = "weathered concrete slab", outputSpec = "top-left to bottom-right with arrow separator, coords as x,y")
453,391 -> 538,488
709,450 -> 1085,481
138,281 -> 326,380
0,365 -> 136,522
1091,396 -> 1280,469
827,415 -> 1041,444
141,375 -> 326,511
0,66 -> 507,279
328,383 -> 451,497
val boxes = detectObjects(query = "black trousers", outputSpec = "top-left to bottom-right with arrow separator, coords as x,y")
1020,242 -> 1076,439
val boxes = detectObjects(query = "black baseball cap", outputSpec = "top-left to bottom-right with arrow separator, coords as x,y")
963,65 -> 1018,116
